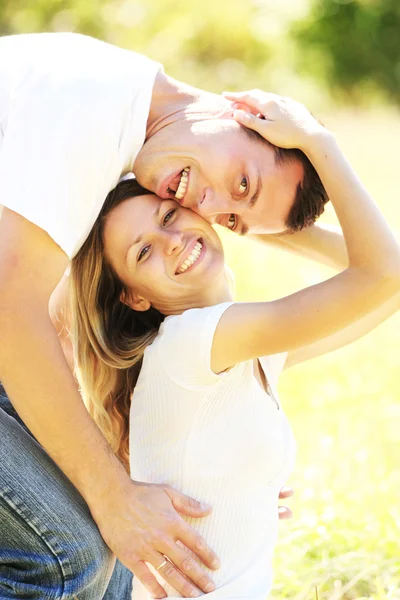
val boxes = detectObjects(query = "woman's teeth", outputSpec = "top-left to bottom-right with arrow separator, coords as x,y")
175,167 -> 190,200
177,241 -> 202,274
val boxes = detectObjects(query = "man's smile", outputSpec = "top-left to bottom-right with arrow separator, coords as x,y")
159,167 -> 191,201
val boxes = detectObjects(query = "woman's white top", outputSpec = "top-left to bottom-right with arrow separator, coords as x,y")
130,303 -> 296,600
0,33 -> 161,257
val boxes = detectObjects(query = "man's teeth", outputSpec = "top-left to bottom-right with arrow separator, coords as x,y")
175,167 -> 190,200
177,241 -> 202,274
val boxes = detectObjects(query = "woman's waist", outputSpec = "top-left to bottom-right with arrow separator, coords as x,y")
183,502 -> 280,578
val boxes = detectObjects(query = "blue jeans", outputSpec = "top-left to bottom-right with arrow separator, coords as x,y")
0,383 -> 133,599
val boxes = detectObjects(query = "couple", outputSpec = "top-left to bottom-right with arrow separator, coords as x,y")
0,32 -> 399,600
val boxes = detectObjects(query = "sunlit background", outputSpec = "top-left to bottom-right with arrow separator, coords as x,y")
2,1 -> 399,598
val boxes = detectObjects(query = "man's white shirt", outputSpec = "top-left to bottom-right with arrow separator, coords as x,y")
0,32 -> 162,257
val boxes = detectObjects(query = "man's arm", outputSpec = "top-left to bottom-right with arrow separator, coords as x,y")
0,208 -> 219,599
49,273 -> 75,374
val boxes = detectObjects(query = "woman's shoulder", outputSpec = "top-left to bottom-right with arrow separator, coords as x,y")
159,302 -> 235,338
143,302 -> 237,390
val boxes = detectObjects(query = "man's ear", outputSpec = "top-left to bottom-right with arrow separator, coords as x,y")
120,289 -> 151,312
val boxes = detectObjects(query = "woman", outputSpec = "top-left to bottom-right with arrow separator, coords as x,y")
70,96 -> 400,599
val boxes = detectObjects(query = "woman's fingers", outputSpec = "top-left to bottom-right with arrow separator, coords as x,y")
278,486 -> 294,519
230,101 -> 260,116
225,89 -> 325,150
278,505 -> 293,520
279,485 -> 294,499
223,89 -> 278,115
233,109 -> 270,136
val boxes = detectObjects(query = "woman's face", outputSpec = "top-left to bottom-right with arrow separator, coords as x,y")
102,193 -> 232,315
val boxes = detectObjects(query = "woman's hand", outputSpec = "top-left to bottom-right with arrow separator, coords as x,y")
278,485 -> 294,520
223,90 -> 327,151
94,480 -> 219,599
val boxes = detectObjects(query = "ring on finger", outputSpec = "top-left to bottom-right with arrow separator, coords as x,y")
156,558 -> 168,571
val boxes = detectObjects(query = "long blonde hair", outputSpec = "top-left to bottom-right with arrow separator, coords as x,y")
70,180 -> 164,470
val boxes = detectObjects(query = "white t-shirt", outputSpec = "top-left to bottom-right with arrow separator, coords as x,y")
130,303 -> 296,600
0,33 -> 162,257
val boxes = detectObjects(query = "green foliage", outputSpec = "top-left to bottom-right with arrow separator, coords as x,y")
292,0 -> 400,104
2,0 -> 399,103
0,0 -> 273,93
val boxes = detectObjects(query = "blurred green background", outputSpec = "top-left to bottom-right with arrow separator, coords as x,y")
2,2 -> 399,599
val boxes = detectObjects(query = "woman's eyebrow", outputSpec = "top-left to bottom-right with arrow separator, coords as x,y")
125,202 -> 162,264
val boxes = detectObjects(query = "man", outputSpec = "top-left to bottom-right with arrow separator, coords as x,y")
0,33 -> 325,599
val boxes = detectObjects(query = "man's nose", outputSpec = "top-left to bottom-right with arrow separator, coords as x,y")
195,187 -> 233,221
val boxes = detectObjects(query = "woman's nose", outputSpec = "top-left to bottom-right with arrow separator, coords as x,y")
162,230 -> 185,256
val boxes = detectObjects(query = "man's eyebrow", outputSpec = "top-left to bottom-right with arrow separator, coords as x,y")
239,223 -> 249,236
238,174 -> 261,236
250,174 -> 262,209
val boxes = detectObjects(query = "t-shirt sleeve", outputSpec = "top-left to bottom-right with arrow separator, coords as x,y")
0,39 -> 161,258
0,82 -> 122,257
156,302 -> 234,389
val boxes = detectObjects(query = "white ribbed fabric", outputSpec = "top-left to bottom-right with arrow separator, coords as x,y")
130,303 -> 296,600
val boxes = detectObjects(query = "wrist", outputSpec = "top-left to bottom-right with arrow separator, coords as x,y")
299,127 -> 338,163
74,447 -> 132,516
299,125 -> 334,154
89,471 -> 133,522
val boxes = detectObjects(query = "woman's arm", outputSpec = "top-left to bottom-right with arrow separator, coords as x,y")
285,289 -> 400,368
250,223 -> 348,271
210,94 -> 400,374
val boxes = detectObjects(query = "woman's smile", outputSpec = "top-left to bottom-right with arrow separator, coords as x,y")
175,238 -> 205,275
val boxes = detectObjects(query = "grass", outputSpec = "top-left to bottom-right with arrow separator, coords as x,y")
220,108 -> 400,599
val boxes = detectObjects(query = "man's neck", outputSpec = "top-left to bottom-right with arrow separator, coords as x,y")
146,72 -> 231,140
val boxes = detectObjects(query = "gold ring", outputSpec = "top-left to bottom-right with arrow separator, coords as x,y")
156,559 -> 168,571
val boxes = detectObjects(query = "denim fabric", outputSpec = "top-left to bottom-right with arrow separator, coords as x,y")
0,384 -> 133,599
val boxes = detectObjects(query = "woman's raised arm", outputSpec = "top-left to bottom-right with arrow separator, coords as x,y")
210,94 -> 400,374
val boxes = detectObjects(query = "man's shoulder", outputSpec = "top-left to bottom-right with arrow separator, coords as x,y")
1,32 -> 160,88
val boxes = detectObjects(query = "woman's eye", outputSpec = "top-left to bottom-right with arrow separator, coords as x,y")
227,214 -> 237,231
163,208 -> 177,226
138,245 -> 151,261
239,176 -> 248,195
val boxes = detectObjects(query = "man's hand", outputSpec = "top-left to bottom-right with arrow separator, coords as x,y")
94,481 -> 219,599
278,485 -> 294,520
223,90 -> 327,151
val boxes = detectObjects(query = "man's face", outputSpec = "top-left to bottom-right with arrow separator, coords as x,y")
133,118 -> 304,235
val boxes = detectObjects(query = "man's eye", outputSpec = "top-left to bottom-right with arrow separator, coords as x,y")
138,245 -> 151,261
227,214 -> 237,231
239,176 -> 248,195
163,208 -> 177,226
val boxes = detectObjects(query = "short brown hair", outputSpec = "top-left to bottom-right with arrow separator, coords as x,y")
241,127 -> 329,232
